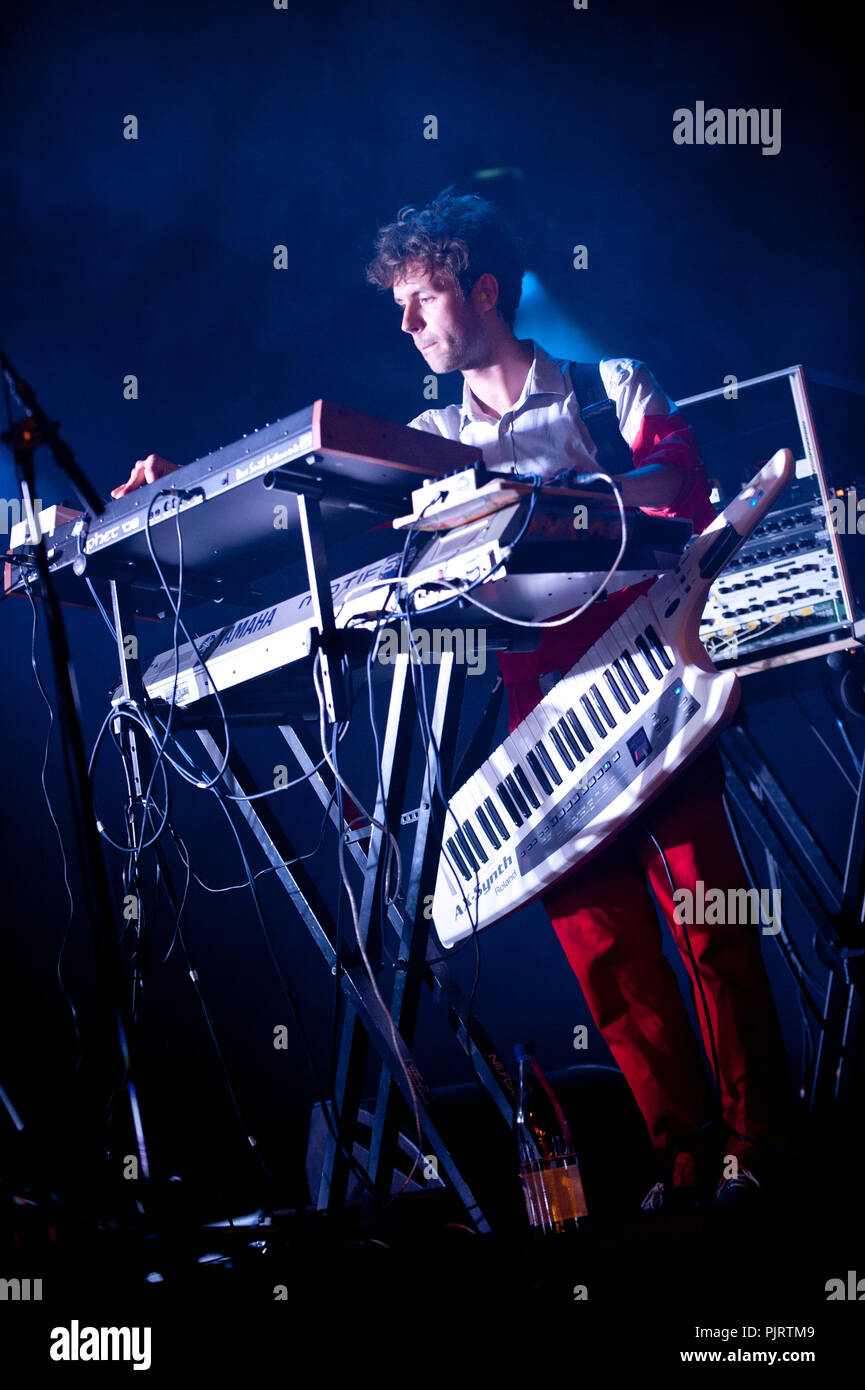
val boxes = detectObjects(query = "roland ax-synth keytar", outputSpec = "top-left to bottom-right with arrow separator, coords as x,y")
431,449 -> 794,948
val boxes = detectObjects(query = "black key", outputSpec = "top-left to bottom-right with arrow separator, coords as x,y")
604,668 -> 630,714
454,826 -> 479,872
558,716 -> 585,762
484,796 -> 509,838
462,819 -> 488,864
549,724 -> 575,771
645,623 -> 673,670
580,694 -> 607,738
535,739 -> 563,785
496,781 -> 523,828
446,835 -> 472,881
635,634 -> 662,680
476,805 -> 500,850
590,682 -> 617,729
513,764 -> 541,810
504,772 -> 531,818
565,707 -> 593,753
526,750 -> 553,796
622,649 -> 649,695
613,657 -> 639,703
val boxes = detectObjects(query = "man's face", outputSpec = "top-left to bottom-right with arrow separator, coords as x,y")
392,264 -> 489,374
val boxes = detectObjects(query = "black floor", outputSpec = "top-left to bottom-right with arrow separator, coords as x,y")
3,1162 -> 863,1377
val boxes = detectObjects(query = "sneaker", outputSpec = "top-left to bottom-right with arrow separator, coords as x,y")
715,1165 -> 761,1205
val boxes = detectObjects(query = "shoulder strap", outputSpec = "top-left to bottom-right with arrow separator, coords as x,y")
568,361 -> 607,411
568,361 -> 634,474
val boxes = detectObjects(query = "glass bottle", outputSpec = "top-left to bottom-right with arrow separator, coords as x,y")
514,1041 -> 588,1235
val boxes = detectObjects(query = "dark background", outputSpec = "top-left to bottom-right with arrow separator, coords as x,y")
0,0 -> 862,1226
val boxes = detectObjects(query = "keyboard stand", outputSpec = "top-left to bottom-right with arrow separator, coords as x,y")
186,649 -> 517,1229
282,657 -> 518,1211
97,472 -> 520,1231
720,715 -> 864,1113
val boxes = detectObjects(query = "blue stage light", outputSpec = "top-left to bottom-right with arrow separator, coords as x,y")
516,270 -> 607,363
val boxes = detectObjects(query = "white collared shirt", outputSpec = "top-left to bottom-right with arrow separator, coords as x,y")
406,341 -> 716,707
407,341 -> 677,480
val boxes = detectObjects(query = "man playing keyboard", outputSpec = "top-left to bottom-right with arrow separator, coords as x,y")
365,187 -> 793,1212
112,187 -> 794,1214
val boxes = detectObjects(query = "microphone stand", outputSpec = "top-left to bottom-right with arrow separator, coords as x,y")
0,346 -> 150,1198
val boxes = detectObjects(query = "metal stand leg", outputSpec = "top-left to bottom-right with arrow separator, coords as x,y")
721,719 -> 864,1114
365,653 -> 469,1202
284,648 -> 517,1211
194,729 -> 496,1232
315,653 -> 417,1212
278,719 -> 516,1114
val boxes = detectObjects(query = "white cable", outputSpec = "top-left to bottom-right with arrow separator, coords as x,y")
335,473 -> 628,633
705,615 -> 780,661
405,470 -> 629,630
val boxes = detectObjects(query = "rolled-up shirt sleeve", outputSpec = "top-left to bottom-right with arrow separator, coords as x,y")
600,358 -> 716,529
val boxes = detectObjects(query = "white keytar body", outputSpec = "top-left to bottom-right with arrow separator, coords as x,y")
431,449 -> 794,949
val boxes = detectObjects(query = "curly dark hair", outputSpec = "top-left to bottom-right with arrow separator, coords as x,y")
366,187 -> 526,326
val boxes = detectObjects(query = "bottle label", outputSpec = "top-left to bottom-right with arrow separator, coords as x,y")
520,1161 -> 588,1231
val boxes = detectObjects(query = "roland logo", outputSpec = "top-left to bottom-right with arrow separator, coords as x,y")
453,854 -> 513,916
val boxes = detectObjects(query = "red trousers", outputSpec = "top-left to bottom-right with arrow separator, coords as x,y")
537,742 -> 792,1185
